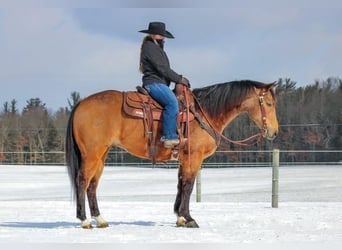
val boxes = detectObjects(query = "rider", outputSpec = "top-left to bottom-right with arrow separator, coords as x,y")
139,21 -> 190,148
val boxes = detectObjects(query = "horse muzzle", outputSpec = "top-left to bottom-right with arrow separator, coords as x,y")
263,127 -> 278,140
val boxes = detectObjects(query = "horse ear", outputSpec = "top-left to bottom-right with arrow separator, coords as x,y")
267,81 -> 277,90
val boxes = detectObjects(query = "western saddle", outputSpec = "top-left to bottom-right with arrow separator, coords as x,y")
122,85 -> 194,164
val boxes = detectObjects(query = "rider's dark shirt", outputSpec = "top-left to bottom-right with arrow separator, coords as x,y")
140,37 -> 182,87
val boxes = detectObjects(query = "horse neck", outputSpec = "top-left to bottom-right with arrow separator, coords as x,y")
209,107 -> 244,133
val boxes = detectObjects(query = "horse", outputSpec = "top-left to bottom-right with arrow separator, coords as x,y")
65,80 -> 278,229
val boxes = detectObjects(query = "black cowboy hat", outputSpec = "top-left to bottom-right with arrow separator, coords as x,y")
139,22 -> 174,39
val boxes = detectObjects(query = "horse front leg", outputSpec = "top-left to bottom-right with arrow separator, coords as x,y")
173,170 -> 182,215
176,178 -> 198,228
174,162 -> 200,228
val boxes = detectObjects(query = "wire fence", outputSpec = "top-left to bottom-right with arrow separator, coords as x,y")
0,149 -> 341,167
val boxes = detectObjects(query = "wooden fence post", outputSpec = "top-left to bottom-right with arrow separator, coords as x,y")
196,169 -> 201,202
272,149 -> 279,208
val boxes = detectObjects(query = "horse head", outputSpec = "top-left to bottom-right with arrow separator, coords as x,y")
243,82 -> 279,140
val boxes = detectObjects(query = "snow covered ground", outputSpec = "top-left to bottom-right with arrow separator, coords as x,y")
0,164 -> 341,247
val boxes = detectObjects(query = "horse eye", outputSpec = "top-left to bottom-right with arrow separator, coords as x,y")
266,102 -> 272,107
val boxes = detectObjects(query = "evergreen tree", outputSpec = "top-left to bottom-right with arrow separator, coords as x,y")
67,91 -> 81,112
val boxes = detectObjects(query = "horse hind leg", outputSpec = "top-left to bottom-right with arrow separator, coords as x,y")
76,174 -> 92,229
87,149 -> 110,228
77,156 -> 108,229
87,172 -> 108,228
78,177 -> 108,229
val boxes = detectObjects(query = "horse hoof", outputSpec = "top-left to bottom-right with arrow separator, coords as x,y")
185,220 -> 199,228
82,224 -> 93,229
176,216 -> 186,227
176,216 -> 199,228
97,222 -> 109,228
81,223 -> 93,229
81,219 -> 93,229
93,215 -> 109,228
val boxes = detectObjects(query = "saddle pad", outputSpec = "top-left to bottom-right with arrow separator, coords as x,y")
123,91 -> 163,120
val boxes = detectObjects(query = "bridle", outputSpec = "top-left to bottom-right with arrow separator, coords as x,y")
258,89 -> 268,137
190,88 -> 269,146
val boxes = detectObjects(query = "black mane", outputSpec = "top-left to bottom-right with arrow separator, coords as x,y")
192,80 -> 272,117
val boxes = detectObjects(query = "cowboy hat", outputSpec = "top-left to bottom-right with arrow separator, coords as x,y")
139,22 -> 174,39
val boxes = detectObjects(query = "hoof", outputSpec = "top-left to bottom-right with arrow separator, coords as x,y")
97,222 -> 109,228
93,215 -> 109,228
185,220 -> 199,228
176,216 -> 186,227
82,224 -> 93,229
176,216 -> 199,228
81,220 -> 93,229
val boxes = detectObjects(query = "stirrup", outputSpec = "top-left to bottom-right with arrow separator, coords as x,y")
163,139 -> 180,148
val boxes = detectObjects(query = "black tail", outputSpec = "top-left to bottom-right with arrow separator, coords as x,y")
65,103 -> 81,201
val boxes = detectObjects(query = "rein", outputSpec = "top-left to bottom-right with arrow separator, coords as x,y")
183,87 -> 191,163
190,89 -> 268,146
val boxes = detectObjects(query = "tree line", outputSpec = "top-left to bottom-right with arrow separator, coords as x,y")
0,92 -> 81,164
0,78 -> 341,165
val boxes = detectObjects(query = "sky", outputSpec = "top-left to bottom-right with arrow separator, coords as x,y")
0,3 -> 341,112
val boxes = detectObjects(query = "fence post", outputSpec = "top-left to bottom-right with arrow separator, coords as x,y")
272,149 -> 279,208
196,169 -> 201,202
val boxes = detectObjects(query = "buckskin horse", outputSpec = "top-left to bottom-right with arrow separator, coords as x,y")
65,80 -> 278,229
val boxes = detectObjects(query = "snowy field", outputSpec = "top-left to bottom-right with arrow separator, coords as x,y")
0,164 -> 342,248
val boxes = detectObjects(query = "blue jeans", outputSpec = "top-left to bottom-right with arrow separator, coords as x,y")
144,83 -> 179,141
